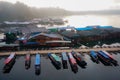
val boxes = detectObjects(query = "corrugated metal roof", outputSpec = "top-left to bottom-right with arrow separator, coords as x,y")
29,33 -> 63,40
25,42 -> 39,45
75,27 -> 93,31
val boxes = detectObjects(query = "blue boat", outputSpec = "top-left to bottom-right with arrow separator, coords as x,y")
98,51 -> 109,59
97,51 -> 111,65
61,52 -> 68,69
100,51 -> 118,66
35,53 -> 41,75
90,50 -> 99,63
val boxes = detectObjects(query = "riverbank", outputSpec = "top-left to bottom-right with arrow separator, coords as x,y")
0,47 -> 119,56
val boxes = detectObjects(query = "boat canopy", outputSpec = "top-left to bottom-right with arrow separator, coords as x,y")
98,51 -> 109,59
90,51 -> 97,57
35,54 -> 40,65
51,54 -> 61,61
62,52 -> 68,60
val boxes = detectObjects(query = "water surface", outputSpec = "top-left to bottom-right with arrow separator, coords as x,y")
0,53 -> 120,80
64,15 -> 120,28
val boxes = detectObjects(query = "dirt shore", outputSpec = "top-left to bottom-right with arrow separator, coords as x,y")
0,47 -> 120,56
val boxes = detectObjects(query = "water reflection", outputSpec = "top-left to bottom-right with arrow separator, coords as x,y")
3,60 -> 16,73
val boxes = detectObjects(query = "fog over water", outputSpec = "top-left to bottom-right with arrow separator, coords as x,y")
64,15 -> 120,28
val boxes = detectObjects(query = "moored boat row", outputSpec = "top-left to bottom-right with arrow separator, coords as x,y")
2,50 -> 119,74
89,50 -> 118,66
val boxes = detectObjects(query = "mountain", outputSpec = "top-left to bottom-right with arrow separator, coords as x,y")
1,1 -> 120,22
0,1 -> 72,22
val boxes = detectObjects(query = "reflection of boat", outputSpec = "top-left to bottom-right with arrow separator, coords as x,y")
100,51 -> 118,66
97,51 -> 111,65
3,53 -> 16,73
71,51 -> 87,67
68,52 -> 78,73
25,53 -> 31,69
90,51 -> 99,63
61,52 -> 68,69
35,53 -> 41,75
48,53 -> 61,69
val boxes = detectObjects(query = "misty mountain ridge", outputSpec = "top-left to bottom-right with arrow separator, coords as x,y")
0,1 -> 120,21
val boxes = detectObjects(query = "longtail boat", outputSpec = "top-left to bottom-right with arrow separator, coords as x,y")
35,53 -> 41,75
68,52 -> 78,73
25,53 -> 31,69
61,52 -> 68,69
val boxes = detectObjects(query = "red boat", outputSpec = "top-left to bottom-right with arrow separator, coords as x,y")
25,53 -> 31,69
4,53 -> 16,65
3,53 -> 16,73
68,52 -> 78,73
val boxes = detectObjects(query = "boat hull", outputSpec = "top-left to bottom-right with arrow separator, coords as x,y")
97,52 -> 111,65
48,53 -> 61,69
3,56 -> 16,73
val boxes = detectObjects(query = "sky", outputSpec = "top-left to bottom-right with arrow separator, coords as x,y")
0,0 -> 120,11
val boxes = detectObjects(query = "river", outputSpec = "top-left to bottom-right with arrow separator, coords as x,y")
0,53 -> 120,80
63,15 -> 120,28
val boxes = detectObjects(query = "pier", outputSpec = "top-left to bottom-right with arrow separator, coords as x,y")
0,47 -> 120,56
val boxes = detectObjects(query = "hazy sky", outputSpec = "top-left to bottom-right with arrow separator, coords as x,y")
0,0 -> 120,11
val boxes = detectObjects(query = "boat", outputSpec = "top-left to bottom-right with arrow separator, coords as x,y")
100,51 -> 118,66
61,52 -> 68,69
25,53 -> 31,69
97,51 -> 111,65
68,52 -> 78,73
48,53 -> 61,69
35,53 -> 41,75
71,51 -> 87,67
3,53 -> 16,73
90,50 -> 99,63
4,53 -> 16,65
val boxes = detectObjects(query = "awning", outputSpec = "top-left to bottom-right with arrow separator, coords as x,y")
45,40 -> 71,43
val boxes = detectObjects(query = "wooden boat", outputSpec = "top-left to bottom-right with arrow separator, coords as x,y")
101,51 -> 118,66
25,53 -> 31,69
61,52 -> 68,69
35,53 -> 41,75
3,53 -> 16,73
4,53 -> 16,65
48,53 -> 61,69
71,51 -> 87,67
68,52 -> 78,73
97,51 -> 111,65
90,50 -> 99,63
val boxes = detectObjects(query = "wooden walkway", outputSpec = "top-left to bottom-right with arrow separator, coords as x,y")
0,48 -> 120,56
